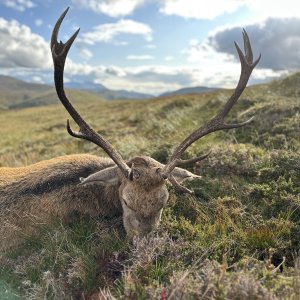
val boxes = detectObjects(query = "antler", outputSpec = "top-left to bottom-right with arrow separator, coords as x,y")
51,7 -> 131,178
161,29 -> 261,182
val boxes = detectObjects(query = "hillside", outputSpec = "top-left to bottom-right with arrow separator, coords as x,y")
0,75 -> 52,109
0,73 -> 299,299
0,75 -> 107,109
269,71 -> 300,97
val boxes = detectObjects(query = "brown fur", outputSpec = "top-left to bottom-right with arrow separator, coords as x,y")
0,154 -> 121,216
0,154 -> 122,253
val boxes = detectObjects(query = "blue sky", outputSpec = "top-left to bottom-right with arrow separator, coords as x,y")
0,0 -> 300,95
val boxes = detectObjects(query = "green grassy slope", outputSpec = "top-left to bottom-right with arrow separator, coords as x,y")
0,74 -> 299,299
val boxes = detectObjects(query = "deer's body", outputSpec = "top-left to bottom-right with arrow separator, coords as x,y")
0,154 -> 122,253
0,154 -> 121,218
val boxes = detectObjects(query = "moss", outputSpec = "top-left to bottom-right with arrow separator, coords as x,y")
0,268 -> 21,299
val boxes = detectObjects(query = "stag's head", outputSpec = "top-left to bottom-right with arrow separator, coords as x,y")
51,8 -> 260,238
78,155 -> 200,238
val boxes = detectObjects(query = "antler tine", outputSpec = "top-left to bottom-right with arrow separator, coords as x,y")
161,30 -> 260,178
175,151 -> 211,167
243,29 -> 253,63
169,175 -> 193,194
51,8 -> 131,178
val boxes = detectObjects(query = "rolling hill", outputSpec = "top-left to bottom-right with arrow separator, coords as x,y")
0,75 -> 106,109
0,75 -> 153,109
0,75 -> 52,109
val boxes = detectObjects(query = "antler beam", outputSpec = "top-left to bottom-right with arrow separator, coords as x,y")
162,29 -> 260,180
51,7 -> 131,178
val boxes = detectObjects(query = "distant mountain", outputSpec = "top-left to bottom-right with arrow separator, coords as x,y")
66,80 -> 154,100
95,89 -> 154,100
160,86 -> 218,97
65,80 -> 107,92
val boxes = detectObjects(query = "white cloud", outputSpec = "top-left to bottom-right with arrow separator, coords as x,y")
2,0 -> 34,11
159,0 -> 300,21
145,44 -> 156,49
31,75 -> 44,84
184,48 -> 250,88
165,56 -> 174,61
189,39 -> 199,46
76,45 -> 93,60
159,0 -> 245,20
78,48 -> 93,60
34,19 -> 43,27
180,19 -> 292,90
79,19 -> 153,45
71,0 -> 145,17
242,0 -> 300,20
204,18 -> 300,71
0,18 -> 51,69
113,41 -> 129,46
126,55 -> 154,60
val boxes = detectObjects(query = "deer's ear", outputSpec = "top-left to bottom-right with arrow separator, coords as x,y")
79,166 -> 120,186
171,167 -> 201,183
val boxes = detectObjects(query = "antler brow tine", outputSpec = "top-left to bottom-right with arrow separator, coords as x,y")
51,8 -> 131,178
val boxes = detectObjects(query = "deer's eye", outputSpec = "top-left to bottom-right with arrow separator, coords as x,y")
123,199 -> 136,212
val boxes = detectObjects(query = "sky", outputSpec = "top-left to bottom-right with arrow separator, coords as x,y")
0,0 -> 300,95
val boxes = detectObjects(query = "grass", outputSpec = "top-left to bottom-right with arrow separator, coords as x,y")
0,74 -> 300,299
